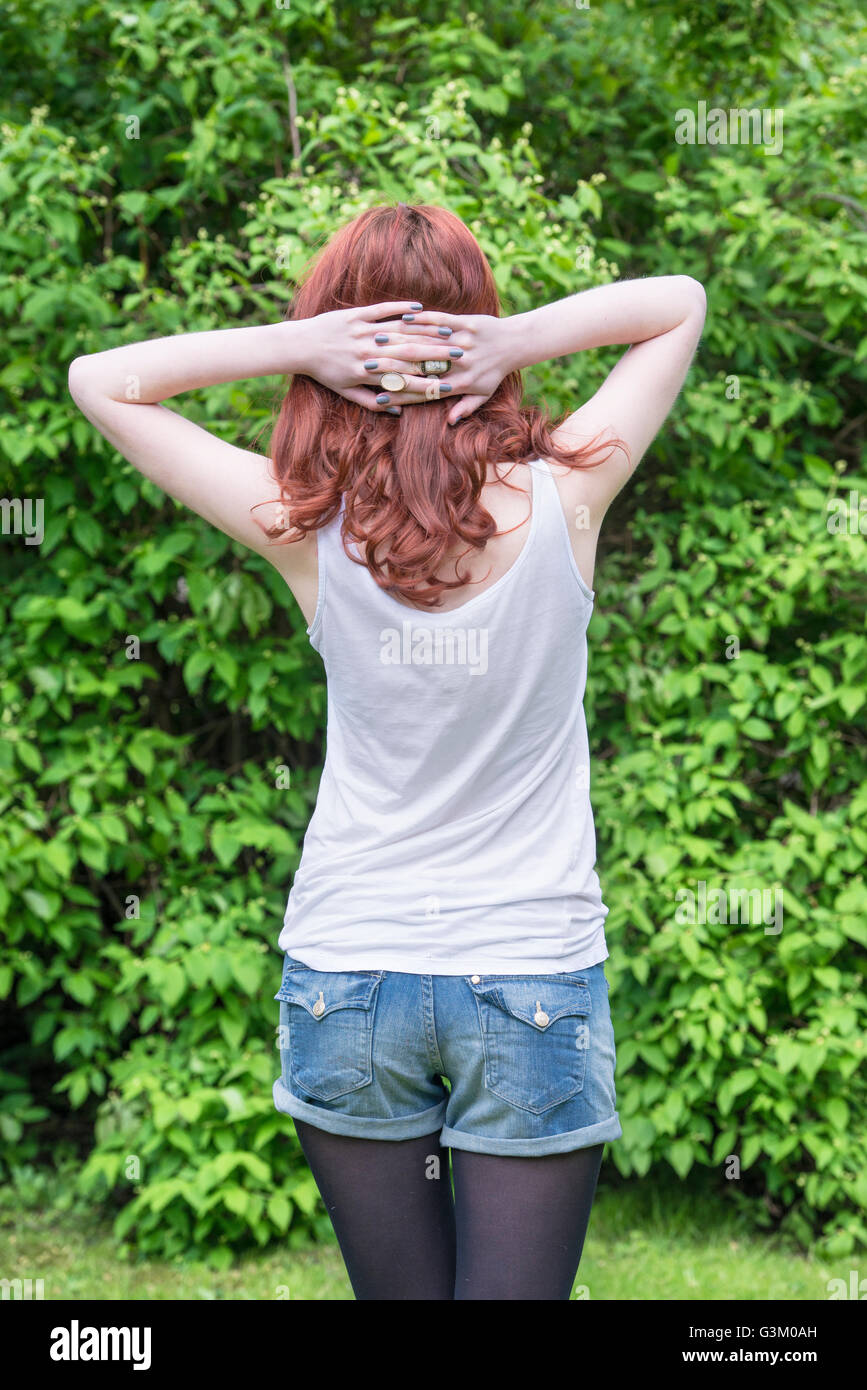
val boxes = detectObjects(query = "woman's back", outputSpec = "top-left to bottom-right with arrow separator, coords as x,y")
278,456 -> 609,976
386,460 -> 542,611
281,456 -> 599,625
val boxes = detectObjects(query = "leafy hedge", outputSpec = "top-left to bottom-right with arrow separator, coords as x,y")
1,0 -> 865,1264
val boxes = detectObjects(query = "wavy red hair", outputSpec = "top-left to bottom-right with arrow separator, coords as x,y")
256,203 -> 624,608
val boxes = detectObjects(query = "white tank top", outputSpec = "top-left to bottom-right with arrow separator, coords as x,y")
278,455 -> 609,975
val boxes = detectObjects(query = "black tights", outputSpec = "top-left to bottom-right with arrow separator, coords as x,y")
294,1119 -> 604,1300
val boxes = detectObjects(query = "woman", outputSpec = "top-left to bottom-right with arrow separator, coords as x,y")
69,202 -> 706,1300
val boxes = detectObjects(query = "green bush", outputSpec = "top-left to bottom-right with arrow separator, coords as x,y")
591,477 -> 867,1256
1,0 -> 865,1263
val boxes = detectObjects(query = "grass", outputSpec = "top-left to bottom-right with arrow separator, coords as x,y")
0,1165 -> 842,1300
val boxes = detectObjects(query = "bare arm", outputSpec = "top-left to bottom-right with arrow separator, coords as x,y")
68,322 -> 307,558
504,275 -> 707,365
508,277 -> 707,517
401,275 -> 708,519
66,301 -> 430,560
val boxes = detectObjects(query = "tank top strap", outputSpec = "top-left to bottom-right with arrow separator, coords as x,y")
306,496 -> 352,646
528,455 -> 595,601
321,492 -> 362,573
528,455 -> 569,547
315,493 -> 352,570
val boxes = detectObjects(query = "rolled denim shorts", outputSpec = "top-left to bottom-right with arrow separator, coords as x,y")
272,954 -> 622,1156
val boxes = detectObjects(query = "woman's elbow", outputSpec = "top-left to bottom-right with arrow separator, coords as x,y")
681,276 -> 707,314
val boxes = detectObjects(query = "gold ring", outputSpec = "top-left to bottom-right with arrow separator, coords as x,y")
421,359 -> 451,376
379,372 -> 407,391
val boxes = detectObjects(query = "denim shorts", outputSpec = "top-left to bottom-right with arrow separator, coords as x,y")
272,954 -> 622,1156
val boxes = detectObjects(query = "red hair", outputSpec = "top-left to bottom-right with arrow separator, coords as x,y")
256,203 -> 624,609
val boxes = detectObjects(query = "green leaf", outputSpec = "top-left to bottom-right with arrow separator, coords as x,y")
219,1013 -> 246,1050
16,738 -> 42,772
183,649 -> 212,692
127,738 -> 155,776
776,1038 -> 801,1074
162,962 -> 187,1009
268,1193 -> 292,1231
211,824 -> 243,867
223,1186 -> 249,1218
113,479 -> 138,513
23,888 -> 57,921
838,687 -> 866,718
248,661 -> 271,693
72,513 -> 102,556
66,972 -> 96,1005
56,597 -> 92,625
742,717 -> 773,740
741,1133 -> 763,1167
666,1140 -> 694,1178
29,665 -> 63,697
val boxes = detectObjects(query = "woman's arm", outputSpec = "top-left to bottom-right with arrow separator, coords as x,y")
68,320 -> 312,563
66,301 -> 432,561
400,276 -> 708,519
502,275 -> 706,367
528,277 -> 708,519
67,302 -> 441,407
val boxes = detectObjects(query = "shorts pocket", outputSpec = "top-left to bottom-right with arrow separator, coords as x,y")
275,957 -> 384,1102
468,974 -> 592,1115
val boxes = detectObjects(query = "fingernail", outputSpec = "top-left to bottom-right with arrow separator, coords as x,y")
364,360 -> 378,369
375,333 -> 389,344
410,302 -> 423,310
455,415 -> 465,422
438,327 -> 452,337
440,382 -> 452,393
376,393 -> 390,404
386,406 -> 401,415
449,347 -> 464,358
402,313 -> 415,321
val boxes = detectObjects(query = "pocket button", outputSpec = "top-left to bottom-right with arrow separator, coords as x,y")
534,1003 -> 550,1027
312,991 -> 325,1018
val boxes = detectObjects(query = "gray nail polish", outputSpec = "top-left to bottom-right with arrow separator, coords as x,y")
410,302 -> 423,310
376,393 -> 390,404
364,360 -> 378,369
449,347 -> 464,357
440,383 -> 452,392
375,333 -> 389,344
402,313 -> 415,321
386,406 -> 401,415
438,327 -> 452,337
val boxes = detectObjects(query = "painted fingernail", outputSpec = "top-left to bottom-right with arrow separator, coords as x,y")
449,347 -> 464,358
364,360 -> 378,369
386,406 -> 401,415
410,302 -> 423,310
375,333 -> 389,344
376,392 -> 390,404
455,415 -> 465,422
402,313 -> 415,321
440,382 -> 452,393
438,327 -> 452,337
